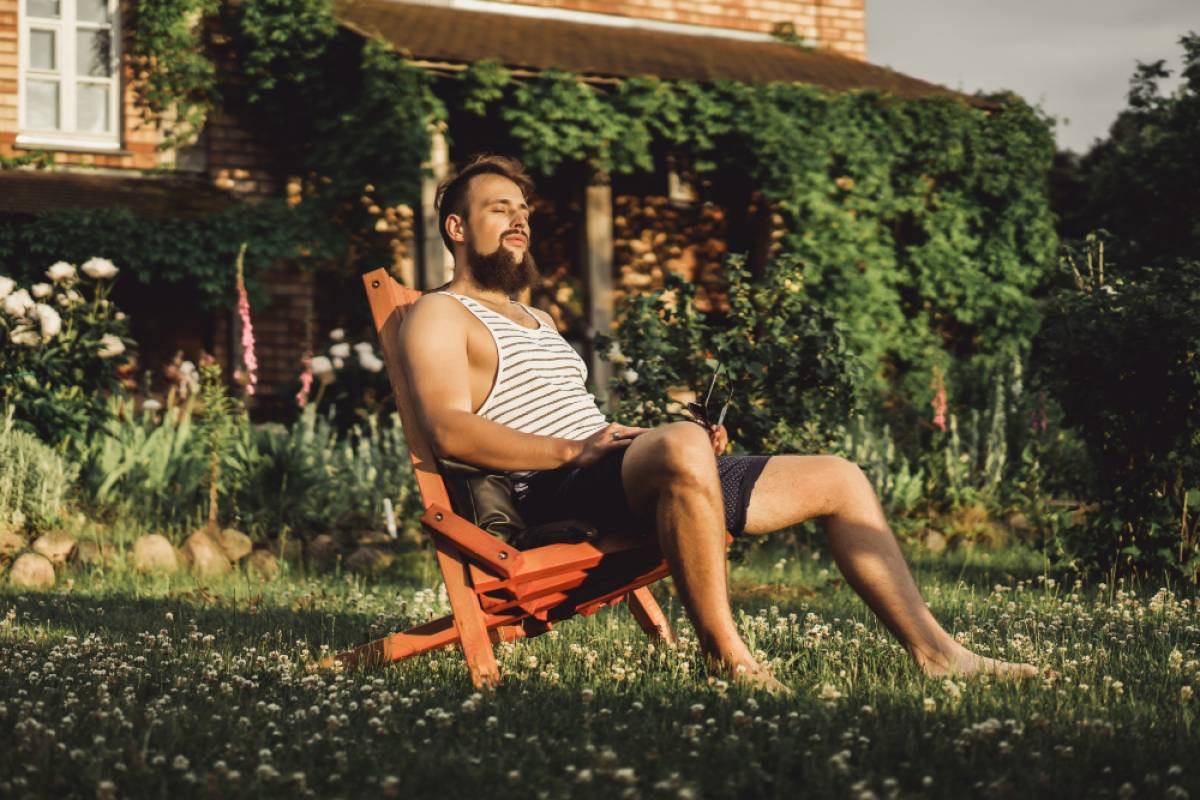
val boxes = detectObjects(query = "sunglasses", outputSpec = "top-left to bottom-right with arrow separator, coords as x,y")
687,360 -> 733,429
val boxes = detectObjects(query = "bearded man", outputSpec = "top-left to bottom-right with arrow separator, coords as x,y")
399,153 -> 1038,692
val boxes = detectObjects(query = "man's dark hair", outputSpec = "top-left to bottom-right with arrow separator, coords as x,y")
434,153 -> 536,254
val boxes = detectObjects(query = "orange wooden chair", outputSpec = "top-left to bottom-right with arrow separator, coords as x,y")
327,269 -> 694,689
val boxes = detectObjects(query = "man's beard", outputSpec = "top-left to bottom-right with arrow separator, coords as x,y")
466,238 -> 539,295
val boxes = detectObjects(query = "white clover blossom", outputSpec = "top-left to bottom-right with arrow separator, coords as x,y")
329,328 -> 345,342
97,333 -> 125,358
81,257 -> 118,280
4,288 -> 34,318
46,262 -> 76,282
35,303 -> 61,340
329,342 -> 351,359
0,276 -> 16,299
31,282 -> 53,299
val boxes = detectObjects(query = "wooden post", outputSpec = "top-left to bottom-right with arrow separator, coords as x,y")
580,170 -> 614,405
420,124 -> 454,291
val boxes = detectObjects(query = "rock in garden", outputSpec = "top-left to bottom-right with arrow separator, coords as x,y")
132,534 -> 179,574
217,528 -> 253,562
354,530 -> 393,546
32,531 -> 77,567
71,540 -> 111,568
345,546 -> 395,575
307,534 -> 339,571
246,549 -> 279,580
182,530 -> 232,578
923,529 -> 948,554
9,552 -> 55,590
0,530 -> 25,560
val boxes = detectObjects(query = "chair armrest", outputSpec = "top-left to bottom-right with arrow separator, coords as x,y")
421,504 -> 524,579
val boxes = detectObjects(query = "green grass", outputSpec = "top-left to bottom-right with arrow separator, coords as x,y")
0,541 -> 1197,799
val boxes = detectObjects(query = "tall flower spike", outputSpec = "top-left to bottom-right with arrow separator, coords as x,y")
235,243 -> 257,397
931,366 -> 947,432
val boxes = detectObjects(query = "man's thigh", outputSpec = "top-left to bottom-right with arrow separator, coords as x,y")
741,454 -> 859,535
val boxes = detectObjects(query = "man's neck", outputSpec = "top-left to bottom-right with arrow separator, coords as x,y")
445,273 -> 514,309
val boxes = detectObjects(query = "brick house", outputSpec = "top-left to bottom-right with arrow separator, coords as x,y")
0,0 -> 950,406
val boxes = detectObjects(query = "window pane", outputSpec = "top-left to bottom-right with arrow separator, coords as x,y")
26,0 -> 60,19
77,0 -> 110,24
77,83 -> 110,133
76,29 -> 111,78
25,80 -> 59,130
30,29 -> 56,70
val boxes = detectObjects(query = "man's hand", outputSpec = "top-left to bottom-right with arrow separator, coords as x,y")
565,422 -> 651,470
708,424 -> 729,456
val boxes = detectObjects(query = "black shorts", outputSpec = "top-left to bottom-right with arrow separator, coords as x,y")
514,449 -> 771,538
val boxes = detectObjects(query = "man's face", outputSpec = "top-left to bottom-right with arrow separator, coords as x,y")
458,173 -> 538,295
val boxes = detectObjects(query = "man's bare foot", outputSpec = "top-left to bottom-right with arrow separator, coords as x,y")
913,641 -> 1039,679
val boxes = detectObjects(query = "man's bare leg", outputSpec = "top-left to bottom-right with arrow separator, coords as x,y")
743,454 -> 1037,678
621,423 -> 786,690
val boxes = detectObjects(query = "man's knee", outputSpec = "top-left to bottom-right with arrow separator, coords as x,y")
650,422 -> 718,490
824,455 -> 873,500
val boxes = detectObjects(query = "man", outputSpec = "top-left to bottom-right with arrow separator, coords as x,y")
400,154 -> 1038,692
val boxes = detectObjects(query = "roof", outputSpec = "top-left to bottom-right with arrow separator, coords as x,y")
0,170 -> 236,217
334,0 -> 976,103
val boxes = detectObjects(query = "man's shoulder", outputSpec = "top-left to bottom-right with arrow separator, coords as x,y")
401,292 -> 468,342
527,305 -> 555,328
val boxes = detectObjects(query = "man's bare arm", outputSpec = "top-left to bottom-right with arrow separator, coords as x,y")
399,294 -> 636,472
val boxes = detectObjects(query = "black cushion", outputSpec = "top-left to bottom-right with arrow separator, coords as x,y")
438,457 -> 598,551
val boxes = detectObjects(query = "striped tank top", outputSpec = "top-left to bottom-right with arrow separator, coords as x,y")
439,291 -> 609,495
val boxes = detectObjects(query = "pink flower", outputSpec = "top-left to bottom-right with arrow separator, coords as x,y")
235,248 -> 257,397
296,354 -> 314,409
931,368 -> 947,432
1030,390 -> 1048,435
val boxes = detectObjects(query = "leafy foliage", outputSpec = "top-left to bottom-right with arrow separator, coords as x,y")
1034,237 -> 1200,580
598,253 -> 863,457
0,411 -> 77,533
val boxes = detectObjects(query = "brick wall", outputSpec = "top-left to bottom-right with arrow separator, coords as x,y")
507,0 -> 866,60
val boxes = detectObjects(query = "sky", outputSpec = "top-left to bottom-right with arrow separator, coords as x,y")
865,0 -> 1195,153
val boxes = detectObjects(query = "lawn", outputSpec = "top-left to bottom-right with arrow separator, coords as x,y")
1,541 -> 1196,799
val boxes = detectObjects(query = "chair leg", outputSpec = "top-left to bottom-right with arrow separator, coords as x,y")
436,539 -> 502,690
627,585 -> 676,647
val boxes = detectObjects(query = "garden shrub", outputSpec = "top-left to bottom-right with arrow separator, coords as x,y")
0,261 -> 136,448
598,252 -> 864,457
1034,238 -> 1200,580
0,410 -> 77,533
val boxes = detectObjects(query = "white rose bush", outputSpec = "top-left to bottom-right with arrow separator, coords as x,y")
0,259 -> 136,445
294,326 -> 390,432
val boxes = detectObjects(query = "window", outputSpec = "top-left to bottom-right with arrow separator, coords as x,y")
18,0 -> 121,149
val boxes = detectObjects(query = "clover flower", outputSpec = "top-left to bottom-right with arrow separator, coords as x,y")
81,257 -> 119,280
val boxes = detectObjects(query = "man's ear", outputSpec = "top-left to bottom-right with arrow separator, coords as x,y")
446,213 -> 466,245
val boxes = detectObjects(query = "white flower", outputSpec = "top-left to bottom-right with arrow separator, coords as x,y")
353,342 -> 374,354
142,399 -> 163,412
311,356 -> 335,383
4,289 -> 34,318
97,333 -> 125,358
45,262 -> 76,282
10,326 -> 41,346
35,303 -> 61,340
818,683 -> 843,704
81,257 -> 118,280
358,352 -> 384,373
31,282 -> 53,299
0,276 -> 15,299
329,328 -> 345,342
622,368 -> 639,384
329,342 -> 351,359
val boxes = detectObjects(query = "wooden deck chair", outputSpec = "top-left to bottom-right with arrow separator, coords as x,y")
327,269 -> 703,689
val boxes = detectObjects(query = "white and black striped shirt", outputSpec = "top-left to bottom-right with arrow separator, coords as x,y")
439,291 -> 609,494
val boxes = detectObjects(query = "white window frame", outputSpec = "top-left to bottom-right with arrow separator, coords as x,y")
17,0 -> 122,151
